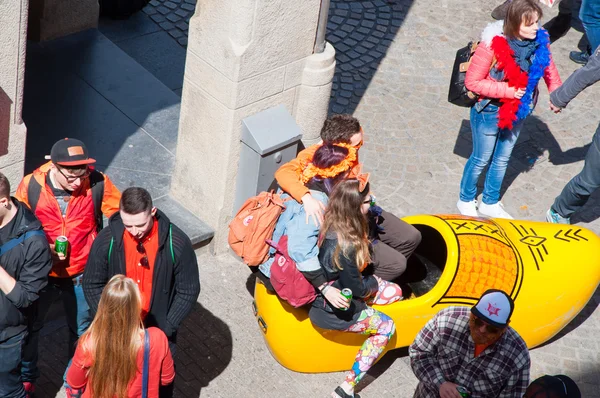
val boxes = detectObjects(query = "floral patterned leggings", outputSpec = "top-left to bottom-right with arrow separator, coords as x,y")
343,279 -> 402,388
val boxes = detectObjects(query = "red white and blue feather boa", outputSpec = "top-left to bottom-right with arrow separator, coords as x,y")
489,29 -> 550,130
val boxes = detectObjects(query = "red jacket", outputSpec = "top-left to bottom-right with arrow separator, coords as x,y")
15,162 -> 121,278
465,23 -> 562,100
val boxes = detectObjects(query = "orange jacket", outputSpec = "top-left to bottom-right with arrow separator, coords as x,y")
274,144 -> 361,203
15,162 -> 121,278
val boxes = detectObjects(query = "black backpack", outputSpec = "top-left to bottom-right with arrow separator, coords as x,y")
27,170 -> 106,232
448,41 -> 481,108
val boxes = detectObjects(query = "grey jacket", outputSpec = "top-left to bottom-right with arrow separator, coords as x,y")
551,48 -> 600,108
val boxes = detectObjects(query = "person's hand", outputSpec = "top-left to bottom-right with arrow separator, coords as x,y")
439,382 -> 463,398
514,88 -> 526,99
323,286 -> 349,309
49,243 -> 66,261
302,193 -> 325,227
549,101 -> 562,113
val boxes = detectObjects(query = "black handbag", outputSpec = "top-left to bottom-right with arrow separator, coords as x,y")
448,41 -> 480,108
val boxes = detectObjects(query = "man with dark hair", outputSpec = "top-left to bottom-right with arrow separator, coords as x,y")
320,114 -> 363,144
0,172 -> 52,397
15,138 -> 121,393
410,289 -> 530,398
83,187 -> 200,397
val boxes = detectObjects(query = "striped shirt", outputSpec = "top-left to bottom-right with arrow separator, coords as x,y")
409,306 -> 530,398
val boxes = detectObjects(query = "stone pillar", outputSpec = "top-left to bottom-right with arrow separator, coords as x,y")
28,0 -> 98,42
0,0 -> 29,190
171,0 -> 335,251
295,42 -> 336,146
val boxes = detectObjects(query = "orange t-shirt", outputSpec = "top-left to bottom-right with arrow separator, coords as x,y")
474,343 -> 492,357
124,219 -> 159,319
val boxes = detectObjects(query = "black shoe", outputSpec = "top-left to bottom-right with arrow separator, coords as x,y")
491,0 -> 511,20
333,386 -> 361,398
570,50 -> 590,65
546,12 -> 572,42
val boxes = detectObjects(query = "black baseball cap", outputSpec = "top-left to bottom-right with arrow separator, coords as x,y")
525,375 -> 581,398
46,138 -> 96,167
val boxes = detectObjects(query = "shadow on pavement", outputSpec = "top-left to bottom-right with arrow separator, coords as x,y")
453,115 -> 590,205
357,347 -> 410,393
173,302 -> 233,397
327,0 -> 415,114
22,28 -> 180,201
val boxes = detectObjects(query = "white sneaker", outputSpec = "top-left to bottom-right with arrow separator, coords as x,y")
457,200 -> 478,217
478,202 -> 513,219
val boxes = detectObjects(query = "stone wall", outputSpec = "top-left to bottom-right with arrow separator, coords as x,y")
171,0 -> 335,251
0,0 -> 29,191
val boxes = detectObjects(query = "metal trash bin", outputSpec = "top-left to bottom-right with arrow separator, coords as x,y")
233,105 -> 302,213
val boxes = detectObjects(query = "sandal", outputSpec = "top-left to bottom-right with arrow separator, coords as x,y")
333,386 -> 361,398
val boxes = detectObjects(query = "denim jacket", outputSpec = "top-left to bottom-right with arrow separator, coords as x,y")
258,190 -> 328,277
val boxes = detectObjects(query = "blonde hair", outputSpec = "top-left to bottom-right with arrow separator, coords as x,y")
80,275 -> 144,398
319,179 -> 371,270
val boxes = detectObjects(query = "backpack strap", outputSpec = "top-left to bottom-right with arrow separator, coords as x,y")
0,230 -> 46,256
88,171 -> 105,231
169,224 -> 175,264
142,329 -> 150,398
26,177 -> 43,213
108,237 -> 114,263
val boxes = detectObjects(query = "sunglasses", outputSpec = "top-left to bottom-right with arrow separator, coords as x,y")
57,166 -> 90,183
472,316 -> 502,334
136,241 -> 150,269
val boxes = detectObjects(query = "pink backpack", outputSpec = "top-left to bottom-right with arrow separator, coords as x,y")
267,235 -> 317,308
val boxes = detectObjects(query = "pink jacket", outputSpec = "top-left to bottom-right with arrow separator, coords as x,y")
465,26 -> 561,100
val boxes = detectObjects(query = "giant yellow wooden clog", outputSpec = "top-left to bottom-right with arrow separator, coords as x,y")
252,214 -> 600,373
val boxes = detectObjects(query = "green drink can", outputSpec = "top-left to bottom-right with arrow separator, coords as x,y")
55,236 -> 68,257
340,288 -> 353,311
457,386 -> 471,398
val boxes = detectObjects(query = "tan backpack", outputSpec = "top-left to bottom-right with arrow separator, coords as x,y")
228,191 -> 288,266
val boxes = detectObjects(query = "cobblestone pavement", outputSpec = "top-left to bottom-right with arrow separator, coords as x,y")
35,0 -> 600,397
141,0 -> 196,46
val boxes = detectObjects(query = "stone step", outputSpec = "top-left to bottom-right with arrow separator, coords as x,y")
23,28 -> 214,245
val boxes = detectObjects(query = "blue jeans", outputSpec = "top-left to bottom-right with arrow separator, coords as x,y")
21,275 -> 91,384
580,0 -> 600,53
553,123 -> 600,217
0,331 -> 27,398
459,104 -> 525,205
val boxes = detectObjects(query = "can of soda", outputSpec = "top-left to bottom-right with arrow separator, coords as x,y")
340,288 -> 353,311
55,236 -> 68,257
457,386 -> 471,398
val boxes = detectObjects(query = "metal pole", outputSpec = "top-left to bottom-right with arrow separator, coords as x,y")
314,0 -> 331,53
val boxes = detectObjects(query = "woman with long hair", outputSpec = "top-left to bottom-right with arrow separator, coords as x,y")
258,143 -> 363,308
457,0 -> 561,219
66,275 -> 174,398
260,142 -> 416,309
310,179 -> 403,398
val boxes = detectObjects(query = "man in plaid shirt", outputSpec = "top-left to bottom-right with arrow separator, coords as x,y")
409,290 -> 530,398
